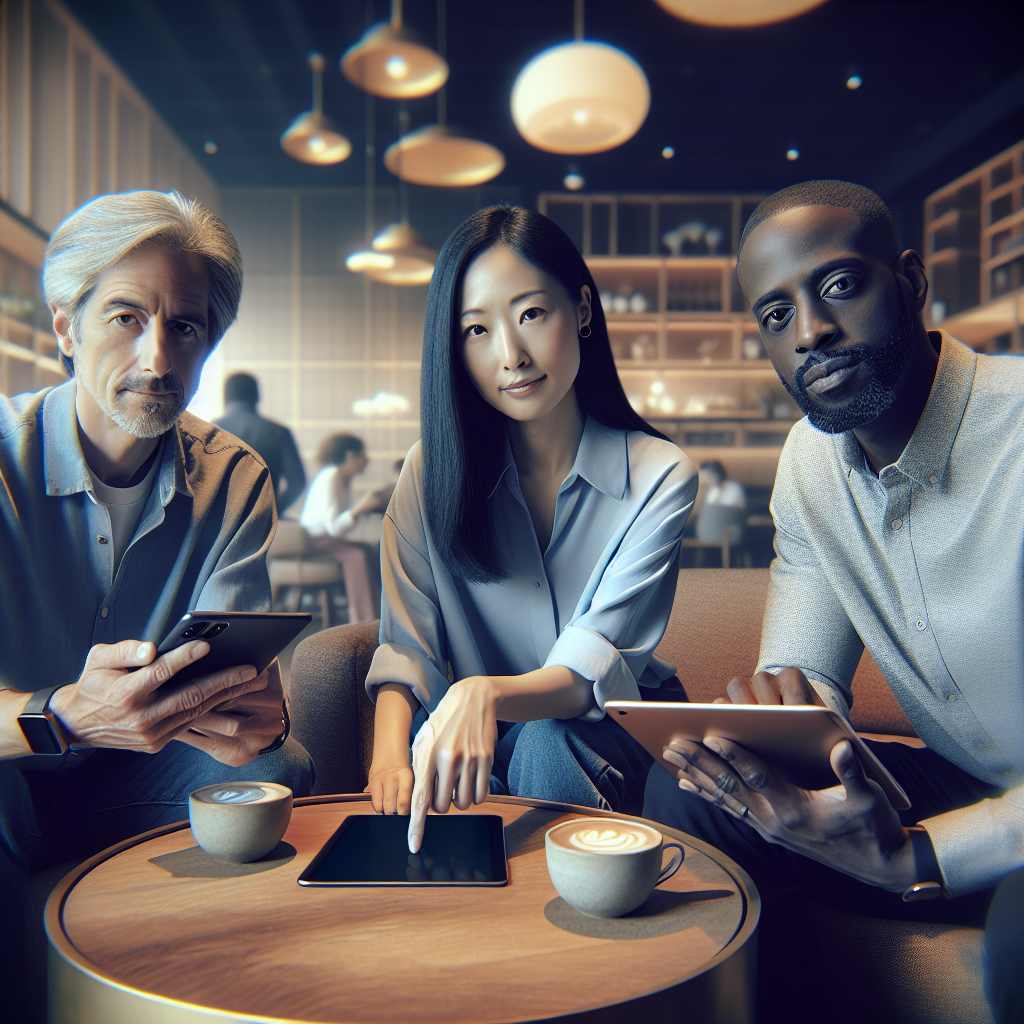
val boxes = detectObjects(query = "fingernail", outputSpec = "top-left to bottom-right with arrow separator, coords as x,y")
241,666 -> 257,681
704,738 -> 724,755
136,643 -> 150,661
678,779 -> 699,794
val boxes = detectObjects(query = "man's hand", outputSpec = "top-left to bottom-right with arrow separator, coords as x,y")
178,659 -> 287,767
717,667 -> 825,707
408,677 -> 499,854
49,639 -> 263,754
664,735 -> 916,891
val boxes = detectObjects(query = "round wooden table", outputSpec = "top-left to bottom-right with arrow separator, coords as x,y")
47,795 -> 759,1024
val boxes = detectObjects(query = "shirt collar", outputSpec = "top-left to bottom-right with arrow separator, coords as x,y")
42,378 -> 187,506
486,415 -> 629,502
838,330 -> 976,488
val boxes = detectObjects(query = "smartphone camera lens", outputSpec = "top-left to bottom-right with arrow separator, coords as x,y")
181,622 -> 210,639
203,621 -> 230,639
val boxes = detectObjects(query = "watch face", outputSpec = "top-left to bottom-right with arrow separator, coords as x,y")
19,714 -> 66,755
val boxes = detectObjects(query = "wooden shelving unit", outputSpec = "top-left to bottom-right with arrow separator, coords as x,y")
0,312 -> 65,397
925,141 -> 1024,353
538,193 -> 799,488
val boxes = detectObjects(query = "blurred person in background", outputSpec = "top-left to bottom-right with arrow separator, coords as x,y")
215,372 -> 306,514
300,433 -> 388,624
695,459 -> 747,548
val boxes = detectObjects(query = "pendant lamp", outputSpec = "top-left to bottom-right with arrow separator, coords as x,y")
364,221 -> 436,286
342,0 -> 448,100
653,0 -> 828,27
510,2 -> 648,155
281,54 -> 352,165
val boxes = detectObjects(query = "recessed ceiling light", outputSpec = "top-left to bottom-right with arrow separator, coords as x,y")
662,146 -> 675,159
846,74 -> 862,89
786,148 -> 800,161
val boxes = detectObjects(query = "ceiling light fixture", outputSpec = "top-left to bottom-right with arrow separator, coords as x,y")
563,172 -> 585,191
382,1 -> 505,188
341,0 -> 448,100
510,0 -> 649,155
280,54 -> 352,165
653,0 -> 829,27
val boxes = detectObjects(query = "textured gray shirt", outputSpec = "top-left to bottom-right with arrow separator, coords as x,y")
760,332 -> 1024,896
366,417 -> 697,720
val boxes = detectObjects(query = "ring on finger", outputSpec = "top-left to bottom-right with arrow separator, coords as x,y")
712,790 -> 726,808
738,805 -> 750,820
714,770 -> 739,795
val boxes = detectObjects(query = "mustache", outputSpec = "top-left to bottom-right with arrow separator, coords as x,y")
794,343 -> 871,385
118,373 -> 183,397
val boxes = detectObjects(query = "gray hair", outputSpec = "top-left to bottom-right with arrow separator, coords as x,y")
43,190 -> 243,376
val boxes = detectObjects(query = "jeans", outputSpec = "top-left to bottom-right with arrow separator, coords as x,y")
489,716 -> 653,813
0,737 -> 313,1024
643,739 -> 1021,1022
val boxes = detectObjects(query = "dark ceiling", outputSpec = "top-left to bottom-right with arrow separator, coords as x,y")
65,0 -> 1023,210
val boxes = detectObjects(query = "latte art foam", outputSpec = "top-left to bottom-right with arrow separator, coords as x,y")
206,787 -> 269,805
562,826 -> 659,853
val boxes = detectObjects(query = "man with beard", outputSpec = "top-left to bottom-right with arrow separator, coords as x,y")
643,181 -> 1023,1022
0,191 -> 312,1019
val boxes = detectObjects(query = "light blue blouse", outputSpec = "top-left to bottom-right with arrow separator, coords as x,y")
365,417 -> 697,721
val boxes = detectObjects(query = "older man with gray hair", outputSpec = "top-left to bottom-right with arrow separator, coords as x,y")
0,190 -> 312,1017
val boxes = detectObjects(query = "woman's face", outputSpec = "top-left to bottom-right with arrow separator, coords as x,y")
458,245 -> 591,424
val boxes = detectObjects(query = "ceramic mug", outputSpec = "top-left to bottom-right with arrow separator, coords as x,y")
545,817 -> 685,918
188,782 -> 293,863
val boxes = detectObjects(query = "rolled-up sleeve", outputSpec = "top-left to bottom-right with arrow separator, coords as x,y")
545,459 -> 696,720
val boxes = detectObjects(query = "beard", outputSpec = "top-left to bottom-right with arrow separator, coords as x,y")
782,295 -> 916,435
109,373 -> 185,438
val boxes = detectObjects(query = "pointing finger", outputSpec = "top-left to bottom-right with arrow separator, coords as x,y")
409,719 -> 436,853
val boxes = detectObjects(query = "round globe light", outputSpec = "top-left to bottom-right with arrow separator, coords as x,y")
342,23 -> 448,99
653,0 -> 828,27
510,41 -> 650,155
563,172 -> 585,191
384,125 -> 505,187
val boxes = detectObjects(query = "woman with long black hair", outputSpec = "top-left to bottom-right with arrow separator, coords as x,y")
364,205 -> 697,851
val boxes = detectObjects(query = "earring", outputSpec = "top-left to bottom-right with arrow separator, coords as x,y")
795,346 -> 808,354
579,324 -> 591,338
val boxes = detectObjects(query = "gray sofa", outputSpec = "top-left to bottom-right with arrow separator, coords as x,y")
289,568 -> 993,1024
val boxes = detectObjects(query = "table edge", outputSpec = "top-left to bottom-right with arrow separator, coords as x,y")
46,794 -> 761,1024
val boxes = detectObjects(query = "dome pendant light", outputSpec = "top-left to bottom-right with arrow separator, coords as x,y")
510,0 -> 649,155
653,0 -> 829,28
382,1 -> 505,188
281,54 -> 352,165
342,0 -> 448,100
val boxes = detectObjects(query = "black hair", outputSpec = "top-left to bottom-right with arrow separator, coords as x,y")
317,433 -> 365,468
224,372 -> 259,405
421,204 -> 668,585
738,180 -> 898,263
700,460 -> 727,481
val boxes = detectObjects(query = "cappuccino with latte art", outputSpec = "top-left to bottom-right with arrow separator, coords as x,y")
553,825 -> 661,854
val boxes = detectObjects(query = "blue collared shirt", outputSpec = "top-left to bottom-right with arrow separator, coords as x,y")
0,380 -> 276,697
760,332 -> 1024,896
366,417 -> 697,720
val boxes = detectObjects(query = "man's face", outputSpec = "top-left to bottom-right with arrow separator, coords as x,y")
57,244 -> 212,439
737,205 -> 914,435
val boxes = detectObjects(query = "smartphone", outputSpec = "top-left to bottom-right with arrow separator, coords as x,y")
606,700 -> 911,810
155,610 -> 311,686
298,813 -> 509,887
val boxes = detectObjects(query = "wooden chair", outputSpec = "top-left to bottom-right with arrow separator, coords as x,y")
267,520 -> 346,630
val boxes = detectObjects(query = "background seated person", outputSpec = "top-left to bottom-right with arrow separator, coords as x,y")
694,459 -> 747,546
0,190 -> 313,1019
300,433 -> 387,624
363,205 -> 696,854
215,371 -> 306,514
642,181 -> 1022,1023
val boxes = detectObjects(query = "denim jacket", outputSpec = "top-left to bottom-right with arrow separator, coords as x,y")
0,379 -> 276,696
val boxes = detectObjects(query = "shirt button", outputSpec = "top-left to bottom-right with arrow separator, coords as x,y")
101,607 -> 109,618
97,535 -> 108,544
946,693 -> 957,701
891,518 -> 903,531
915,619 -> 926,631
929,475 -> 938,485
534,581 -> 541,588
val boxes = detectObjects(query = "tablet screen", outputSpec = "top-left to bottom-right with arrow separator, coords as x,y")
298,814 -> 508,886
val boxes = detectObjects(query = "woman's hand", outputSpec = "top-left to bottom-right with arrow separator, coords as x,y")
408,676 -> 500,853
366,757 -> 414,814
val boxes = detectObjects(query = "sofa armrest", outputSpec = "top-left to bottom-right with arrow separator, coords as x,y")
289,621 -> 380,795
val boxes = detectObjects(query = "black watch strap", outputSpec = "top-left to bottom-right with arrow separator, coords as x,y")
18,685 -> 72,755
902,826 -> 944,902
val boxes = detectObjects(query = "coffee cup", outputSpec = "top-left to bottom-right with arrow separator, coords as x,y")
545,817 -> 684,919
188,783 -> 293,863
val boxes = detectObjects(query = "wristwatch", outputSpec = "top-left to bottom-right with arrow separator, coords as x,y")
901,825 -> 943,902
17,685 -> 72,755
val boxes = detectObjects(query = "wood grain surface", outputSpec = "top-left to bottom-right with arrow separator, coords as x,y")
57,796 -> 751,1024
